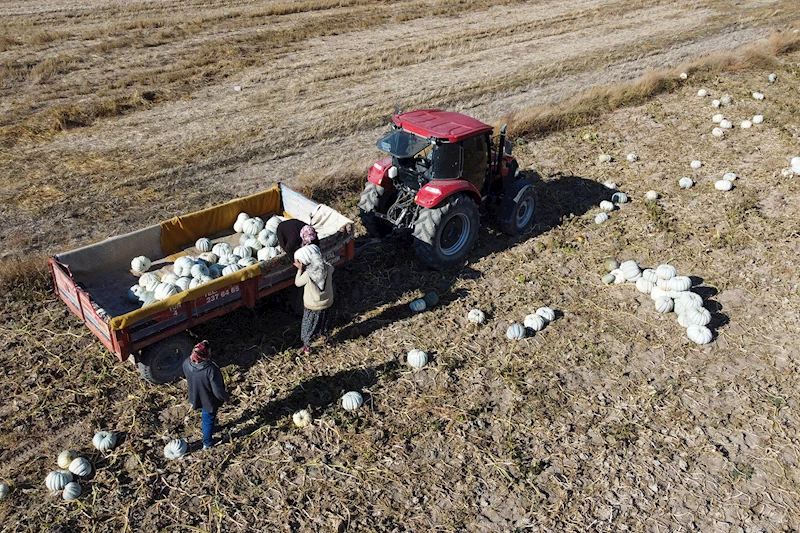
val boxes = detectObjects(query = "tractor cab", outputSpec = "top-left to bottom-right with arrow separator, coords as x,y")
359,109 -> 536,270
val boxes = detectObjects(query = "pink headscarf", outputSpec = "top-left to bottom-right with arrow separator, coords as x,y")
190,340 -> 211,363
300,225 -> 317,246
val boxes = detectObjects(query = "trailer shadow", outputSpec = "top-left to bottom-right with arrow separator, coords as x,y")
223,358 -> 400,439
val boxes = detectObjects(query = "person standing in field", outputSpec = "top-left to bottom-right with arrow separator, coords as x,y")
183,340 -> 228,450
293,244 -> 334,354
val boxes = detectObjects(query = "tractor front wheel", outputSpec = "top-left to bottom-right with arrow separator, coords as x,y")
413,193 -> 480,270
497,178 -> 536,236
137,333 -> 194,384
358,182 -> 395,238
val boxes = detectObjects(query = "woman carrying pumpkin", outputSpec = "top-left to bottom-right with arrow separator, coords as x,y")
183,340 -> 228,450
293,243 -> 334,354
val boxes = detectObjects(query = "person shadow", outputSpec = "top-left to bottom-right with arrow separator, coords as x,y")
223,358 -> 400,440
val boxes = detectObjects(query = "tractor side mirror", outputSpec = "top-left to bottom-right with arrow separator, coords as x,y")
504,140 -> 513,156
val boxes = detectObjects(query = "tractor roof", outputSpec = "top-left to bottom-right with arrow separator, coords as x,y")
392,109 -> 493,142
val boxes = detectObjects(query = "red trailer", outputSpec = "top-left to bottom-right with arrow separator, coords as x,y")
50,184 -> 355,383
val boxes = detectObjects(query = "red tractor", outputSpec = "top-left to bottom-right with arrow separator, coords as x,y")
358,109 -> 536,269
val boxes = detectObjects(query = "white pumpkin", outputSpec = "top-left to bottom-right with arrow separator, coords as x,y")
141,293 -> 157,307
199,275 -> 213,284
720,94 -> 732,105
675,292 -> 703,314
57,450 -> 77,469
768,73 -> 777,83
239,233 -> 250,246
598,154 -> 612,163
654,296 -> 674,313
233,245 -> 253,259
603,181 -> 617,190
679,72 -> 687,79
189,278 -> 202,289
93,430 -> 117,452
650,286 -> 668,301
198,252 -> 218,264
605,258 -> 620,271
342,391 -> 364,411
190,263 -> 209,279
62,481 -> 81,501
238,257 -> 258,267
265,215 -> 283,234
292,409 -> 313,428
68,457 -> 92,478
164,439 -> 188,460
611,192 -> 628,204
467,309 -> 486,324
45,470 -> 73,491
222,264 -> 242,276
655,264 -> 677,280
195,238 -> 212,252
697,89 -> 708,97
792,157 -> 800,173
712,127 -> 724,138
257,247 -> 280,261
690,160 -> 702,169
423,291 -> 439,308
610,268 -> 626,284
677,312 -> 691,328
720,119 -> 733,129
635,278 -> 654,294
409,299 -> 427,313
667,276 -> 691,292
714,180 -> 733,191
626,152 -> 638,162
212,242 -> 233,257
594,212 -> 609,225
175,277 -> 192,291
161,273 -> 179,284
712,113 -> 724,124
645,190 -> 659,201
233,212 -> 250,233
407,349 -> 429,368
154,282 -> 179,301
535,307 -> 556,323
217,253 -> 237,266
599,200 -> 614,212
679,177 -> 694,189
620,260 -> 640,281
506,323 -> 526,340
687,325 -> 713,344
711,99 -> 721,108
684,306 -> 711,327
524,314 -> 546,332
752,92 -> 764,100
138,272 -> 159,289
0,482 -> 9,500
242,217 -> 265,236
752,115 -> 763,124
244,237 -> 263,251
237,212 -> 250,222
656,277 -> 669,290
131,256 -> 151,273
258,229 -> 279,248
127,285 -> 145,303
642,269 -> 658,283
722,172 -> 737,182
740,120 -> 752,129
173,256 -> 194,277
602,273 -> 617,285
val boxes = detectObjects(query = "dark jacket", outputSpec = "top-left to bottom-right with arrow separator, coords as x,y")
183,358 -> 228,413
277,219 -> 319,259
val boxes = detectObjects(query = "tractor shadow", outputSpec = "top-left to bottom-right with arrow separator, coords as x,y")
223,358 -> 400,439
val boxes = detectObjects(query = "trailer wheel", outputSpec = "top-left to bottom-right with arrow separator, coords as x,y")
358,182 -> 395,238
413,193 -> 480,270
138,333 -> 194,384
497,178 -> 536,236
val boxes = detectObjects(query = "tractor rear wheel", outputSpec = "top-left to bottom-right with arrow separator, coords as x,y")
138,333 -> 194,384
413,193 -> 480,270
358,182 -> 395,238
497,178 -> 536,236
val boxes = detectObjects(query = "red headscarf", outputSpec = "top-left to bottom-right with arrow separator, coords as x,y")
190,340 -> 211,363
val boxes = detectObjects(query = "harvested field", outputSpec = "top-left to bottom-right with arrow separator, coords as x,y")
1,0 -> 800,531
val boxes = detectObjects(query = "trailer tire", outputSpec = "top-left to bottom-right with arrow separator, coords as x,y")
358,182 -> 395,238
413,193 -> 479,270
498,178 -> 536,236
138,333 -> 194,384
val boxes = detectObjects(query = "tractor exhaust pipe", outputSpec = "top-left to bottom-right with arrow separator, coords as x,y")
496,124 -> 507,174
